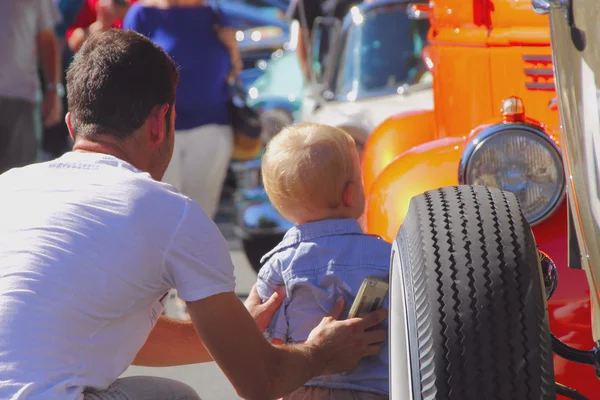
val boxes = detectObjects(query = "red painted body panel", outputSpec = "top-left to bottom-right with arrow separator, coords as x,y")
534,203 -> 598,398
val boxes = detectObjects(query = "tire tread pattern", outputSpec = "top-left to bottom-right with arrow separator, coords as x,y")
396,185 -> 555,400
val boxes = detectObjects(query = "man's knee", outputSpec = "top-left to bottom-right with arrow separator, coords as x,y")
96,376 -> 201,400
164,378 -> 201,400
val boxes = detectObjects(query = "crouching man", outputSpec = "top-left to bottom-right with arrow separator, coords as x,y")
0,29 -> 386,400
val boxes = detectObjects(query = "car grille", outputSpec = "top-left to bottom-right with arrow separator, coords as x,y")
523,54 -> 555,91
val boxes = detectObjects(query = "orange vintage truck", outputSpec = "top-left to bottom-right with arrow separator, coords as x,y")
361,0 -> 599,396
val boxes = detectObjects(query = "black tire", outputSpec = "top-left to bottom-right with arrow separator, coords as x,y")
390,185 -> 555,400
242,234 -> 284,274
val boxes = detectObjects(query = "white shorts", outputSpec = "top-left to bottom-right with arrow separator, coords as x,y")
162,124 -> 233,219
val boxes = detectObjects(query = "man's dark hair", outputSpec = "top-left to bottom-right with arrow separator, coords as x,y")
67,29 -> 179,139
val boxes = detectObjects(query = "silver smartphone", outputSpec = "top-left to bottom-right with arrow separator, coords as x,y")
348,277 -> 389,318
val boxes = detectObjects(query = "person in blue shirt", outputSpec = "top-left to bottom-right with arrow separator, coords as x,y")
257,123 -> 390,400
123,0 -> 242,219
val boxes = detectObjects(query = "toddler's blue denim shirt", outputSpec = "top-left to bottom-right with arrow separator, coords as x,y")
256,218 -> 391,395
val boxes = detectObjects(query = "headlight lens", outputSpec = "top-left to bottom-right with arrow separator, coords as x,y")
260,108 -> 293,141
460,125 -> 565,225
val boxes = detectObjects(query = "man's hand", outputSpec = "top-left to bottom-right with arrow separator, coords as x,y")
244,284 -> 285,332
305,297 -> 387,376
42,91 -> 62,127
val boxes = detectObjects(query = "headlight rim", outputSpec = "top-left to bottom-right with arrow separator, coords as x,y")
458,123 -> 566,226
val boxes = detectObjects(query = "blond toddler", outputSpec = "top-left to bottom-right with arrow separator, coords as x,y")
256,123 -> 390,400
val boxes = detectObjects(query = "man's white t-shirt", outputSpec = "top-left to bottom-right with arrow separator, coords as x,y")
0,152 -> 236,399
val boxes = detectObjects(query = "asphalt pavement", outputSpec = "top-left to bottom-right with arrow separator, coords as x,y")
121,191 -> 256,399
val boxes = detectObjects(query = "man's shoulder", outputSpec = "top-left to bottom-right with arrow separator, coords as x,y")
0,161 -> 52,184
1,153 -> 191,212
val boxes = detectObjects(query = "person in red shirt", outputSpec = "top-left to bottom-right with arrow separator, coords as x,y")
67,0 -> 137,52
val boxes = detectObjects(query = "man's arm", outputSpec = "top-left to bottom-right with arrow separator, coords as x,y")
187,291 -> 386,400
162,198 -> 384,399
132,315 -> 211,366
38,29 -> 61,88
214,25 -> 242,84
132,285 -> 285,367
37,0 -> 63,127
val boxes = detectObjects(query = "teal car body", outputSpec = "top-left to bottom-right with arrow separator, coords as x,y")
246,48 -> 304,117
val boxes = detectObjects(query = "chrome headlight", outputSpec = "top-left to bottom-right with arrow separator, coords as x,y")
459,124 -> 565,225
259,108 -> 293,141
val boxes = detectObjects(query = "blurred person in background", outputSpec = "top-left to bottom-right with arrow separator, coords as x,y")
0,0 -> 62,174
39,0 -> 86,161
67,0 -> 136,53
55,0 -> 86,53
124,0 -> 243,220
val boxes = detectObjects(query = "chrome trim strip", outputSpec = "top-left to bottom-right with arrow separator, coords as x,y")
532,0 -> 569,15
332,81 -> 432,102
532,0 -> 551,13
525,82 -> 556,90
524,68 -> 554,76
458,123 -> 565,226
523,54 -> 553,62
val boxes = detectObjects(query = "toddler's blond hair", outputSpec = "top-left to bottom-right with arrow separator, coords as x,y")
262,123 -> 357,223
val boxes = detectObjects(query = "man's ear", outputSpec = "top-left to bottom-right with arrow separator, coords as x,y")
65,112 -> 75,142
342,181 -> 355,208
149,104 -> 170,145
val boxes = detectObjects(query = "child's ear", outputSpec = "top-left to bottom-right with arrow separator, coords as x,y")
342,181 -> 355,208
